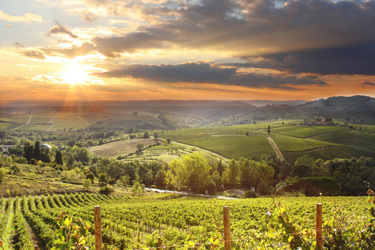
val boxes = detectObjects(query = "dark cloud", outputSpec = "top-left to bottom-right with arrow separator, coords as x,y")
48,20 -> 78,39
95,62 -> 326,89
94,31 -> 171,57
361,81 -> 375,87
43,43 -> 94,58
14,42 -> 24,48
22,50 -> 46,60
90,0 -> 375,65
241,43 -> 375,75
81,10 -> 97,23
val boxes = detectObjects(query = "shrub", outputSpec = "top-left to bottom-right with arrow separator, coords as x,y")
245,190 -> 257,198
99,186 -> 113,195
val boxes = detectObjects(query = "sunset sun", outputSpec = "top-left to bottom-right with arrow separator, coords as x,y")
61,65 -> 88,86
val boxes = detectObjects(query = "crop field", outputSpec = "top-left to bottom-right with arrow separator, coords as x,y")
0,193 -> 374,249
92,113 -> 162,129
161,124 -> 375,162
270,135 -> 336,152
272,125 -> 350,138
89,138 -> 161,158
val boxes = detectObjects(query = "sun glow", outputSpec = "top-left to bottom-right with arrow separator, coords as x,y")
61,65 -> 89,86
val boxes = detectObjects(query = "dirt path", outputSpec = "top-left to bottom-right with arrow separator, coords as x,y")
46,124 -> 54,131
24,217 -> 45,250
48,113 -> 59,123
266,136 -> 285,162
26,115 -> 33,125
77,115 -> 88,124
10,124 -> 25,131
145,188 -> 237,200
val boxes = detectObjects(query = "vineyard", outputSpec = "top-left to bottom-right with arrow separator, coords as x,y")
1,193 -> 375,249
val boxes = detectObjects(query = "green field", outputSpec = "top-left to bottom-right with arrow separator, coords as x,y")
0,193 -> 373,249
92,113 -> 162,129
161,125 -> 276,159
272,125 -> 350,138
161,124 -> 375,162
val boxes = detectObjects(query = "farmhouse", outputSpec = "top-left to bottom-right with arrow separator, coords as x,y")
301,117 -> 335,126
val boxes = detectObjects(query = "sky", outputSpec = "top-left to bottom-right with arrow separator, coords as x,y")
0,0 -> 374,101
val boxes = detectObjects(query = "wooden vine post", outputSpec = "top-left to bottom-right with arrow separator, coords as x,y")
223,206 -> 231,250
104,243 -> 108,250
34,245 -> 39,250
158,236 -> 163,249
316,203 -> 323,249
94,206 -> 102,250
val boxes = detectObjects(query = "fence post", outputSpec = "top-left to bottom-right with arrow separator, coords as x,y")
223,206 -> 231,250
94,206 -> 102,250
158,236 -> 162,249
316,203 -> 323,249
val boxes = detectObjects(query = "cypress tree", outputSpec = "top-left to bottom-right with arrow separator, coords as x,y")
55,150 -> 63,165
33,141 -> 41,160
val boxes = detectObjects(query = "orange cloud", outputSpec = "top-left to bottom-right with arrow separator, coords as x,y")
0,10 -> 42,23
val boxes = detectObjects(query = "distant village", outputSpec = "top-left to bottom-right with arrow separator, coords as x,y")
301,116 -> 335,126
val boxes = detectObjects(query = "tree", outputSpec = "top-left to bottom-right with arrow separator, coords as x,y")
55,150 -> 63,165
222,159 -> 240,189
86,172 -> 95,182
143,132 -> 150,138
136,144 -> 144,152
33,141 -> 41,160
267,125 -> 271,135
73,147 -> 90,165
166,152 -> 211,193
154,132 -> 158,139
98,173 -> 108,186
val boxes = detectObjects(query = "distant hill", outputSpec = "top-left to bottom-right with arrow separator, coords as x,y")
242,100 -> 306,107
1,95 -> 375,127
295,95 -> 375,123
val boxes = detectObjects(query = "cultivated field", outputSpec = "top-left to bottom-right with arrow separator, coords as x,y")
89,138 -> 161,158
0,193 -> 373,249
161,123 -> 374,162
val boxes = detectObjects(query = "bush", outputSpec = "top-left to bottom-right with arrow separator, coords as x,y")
99,186 -> 113,195
245,190 -> 257,198
0,168 -> 6,183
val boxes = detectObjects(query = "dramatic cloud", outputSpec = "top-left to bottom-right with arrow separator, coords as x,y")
361,81 -> 375,87
22,50 -> 46,60
0,10 -> 43,23
241,43 -> 375,75
90,0 -> 375,59
48,20 -> 78,39
96,62 -> 326,89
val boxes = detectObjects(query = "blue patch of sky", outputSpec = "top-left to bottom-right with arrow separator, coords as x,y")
0,0 -> 95,47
